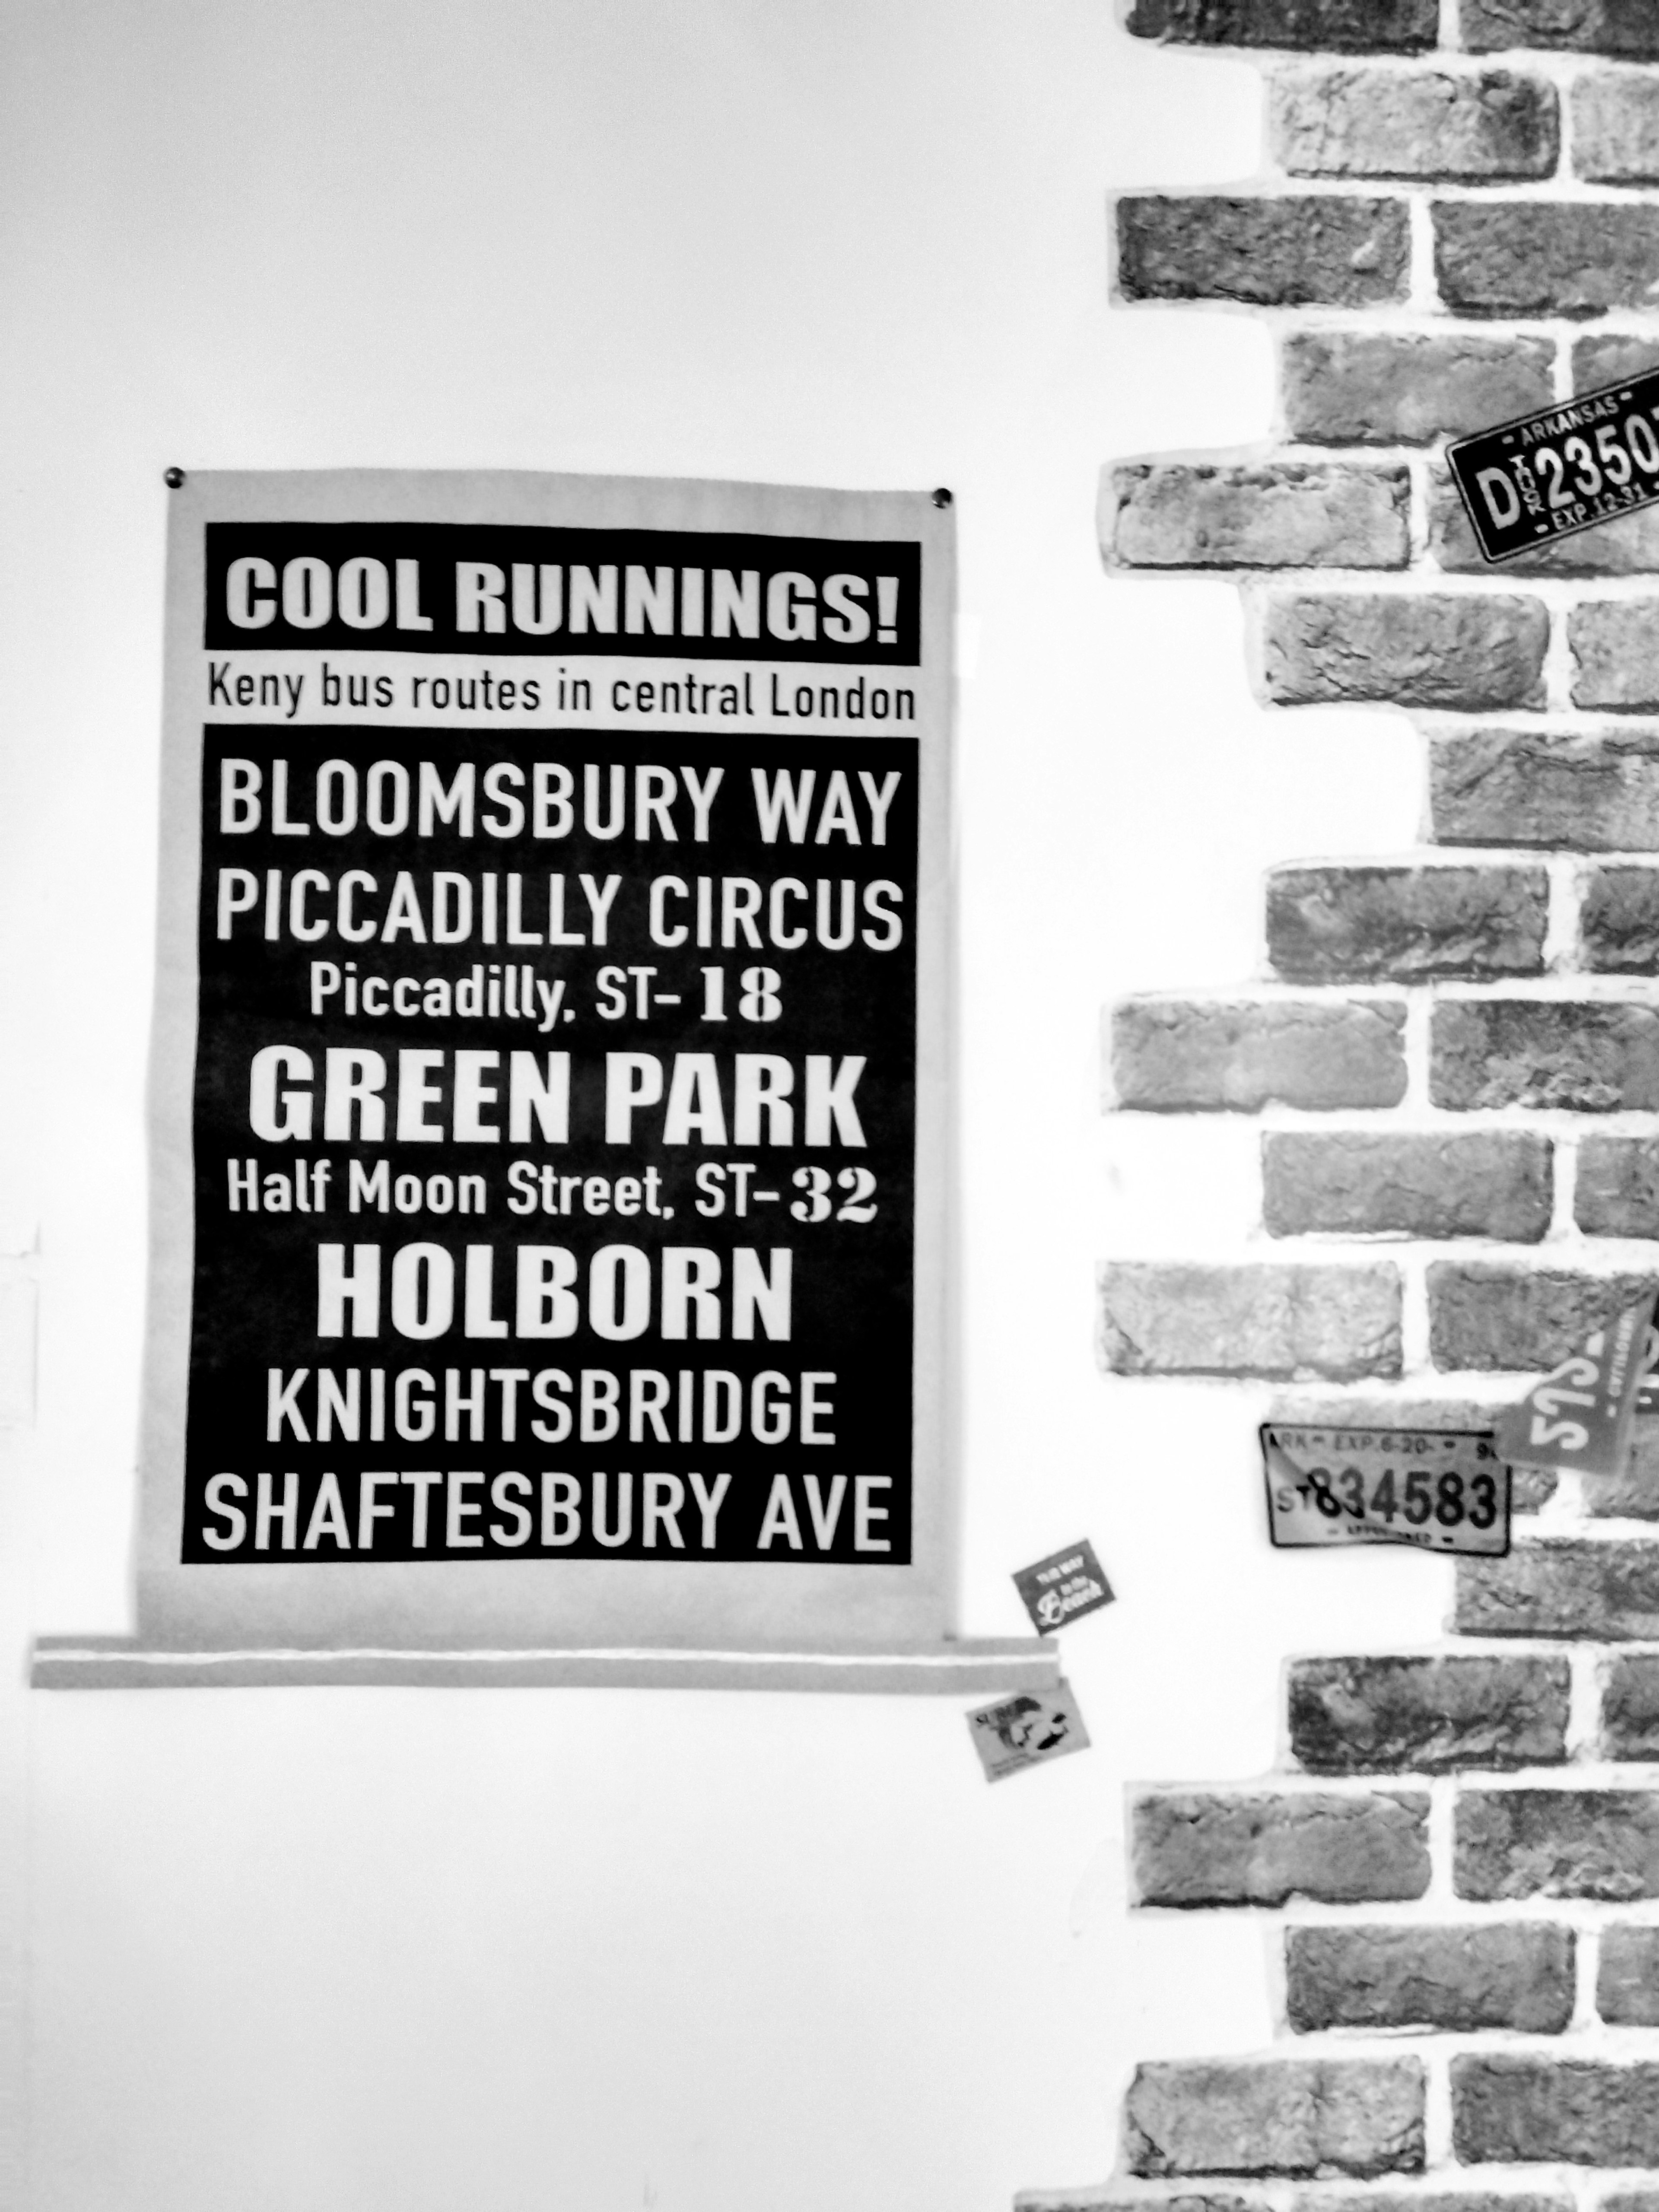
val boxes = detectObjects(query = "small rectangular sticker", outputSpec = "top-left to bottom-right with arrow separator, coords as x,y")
967,1682 -> 1090,1782
1447,372 -> 1659,563
1012,1541 -> 1115,1634
1262,1425 -> 1510,1557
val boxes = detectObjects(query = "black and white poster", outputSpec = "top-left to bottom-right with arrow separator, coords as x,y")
135,474 -> 958,1658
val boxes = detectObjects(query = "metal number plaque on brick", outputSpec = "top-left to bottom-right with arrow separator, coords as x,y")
1261,1425 -> 1510,1557
1447,370 -> 1659,563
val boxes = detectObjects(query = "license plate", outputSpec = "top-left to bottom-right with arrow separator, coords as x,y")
1447,370 -> 1659,563
1262,1425 -> 1510,1556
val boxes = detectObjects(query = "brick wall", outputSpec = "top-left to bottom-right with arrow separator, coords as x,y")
1028,3 -> 1659,2207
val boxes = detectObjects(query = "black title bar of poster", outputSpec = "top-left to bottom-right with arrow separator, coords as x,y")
205,524 -> 922,663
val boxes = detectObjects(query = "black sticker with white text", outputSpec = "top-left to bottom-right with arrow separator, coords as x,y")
1012,1540 -> 1114,1633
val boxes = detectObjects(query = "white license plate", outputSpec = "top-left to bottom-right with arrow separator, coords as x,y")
1262,1425 -> 1510,1556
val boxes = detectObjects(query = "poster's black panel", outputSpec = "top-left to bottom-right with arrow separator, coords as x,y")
182,725 -> 918,1566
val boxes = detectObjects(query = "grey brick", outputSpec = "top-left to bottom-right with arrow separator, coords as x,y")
1574,72 -> 1659,184
1572,601 -> 1659,710
1020,2198 -> 1268,2212
1602,1651 -> 1659,1757
1458,1539 -> 1659,1639
1435,201 -> 1659,316
1576,1138 -> 1659,1236
1289,1654 -> 1570,1773
1112,999 -> 1408,1112
1294,2196 -> 1568,2212
1100,1263 -> 1402,1381
1128,0 -> 1437,48
1430,728 -> 1659,849
1457,1788 -> 1659,1900
1575,333 -> 1659,391
1265,594 -> 1547,711
1285,332 -> 1554,445
1264,1133 -> 1551,1241
1453,2054 -> 1659,2165
1134,1790 -> 1430,1907
1571,602 -> 1659,715
1430,1267 -> 1656,1370
1581,867 -> 1659,970
1274,69 -> 1557,181
1267,864 -> 1546,982
1119,198 -> 1410,308
1463,1 -> 1659,59
1431,1001 -> 1659,1112
1109,464 -> 1409,570
1127,2059 -> 1424,2180
1286,1923 -> 1574,2033
1598,1924 -> 1659,2021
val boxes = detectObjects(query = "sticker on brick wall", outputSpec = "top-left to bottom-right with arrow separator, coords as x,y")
1261,1425 -> 1510,1556
1011,1540 -> 1114,1633
966,1682 -> 1090,1783
1448,372 -> 1659,563
1495,1290 -> 1659,1479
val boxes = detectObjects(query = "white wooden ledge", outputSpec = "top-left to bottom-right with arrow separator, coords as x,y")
30,1635 -> 1061,1694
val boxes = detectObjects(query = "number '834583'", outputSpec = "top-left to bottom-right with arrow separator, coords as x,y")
1276,1463 -> 1500,1531
1260,1424 -> 1511,1555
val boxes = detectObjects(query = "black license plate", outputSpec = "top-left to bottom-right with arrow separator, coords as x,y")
1448,371 -> 1659,563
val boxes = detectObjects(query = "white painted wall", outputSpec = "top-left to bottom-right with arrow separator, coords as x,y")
0,6 -> 1442,2205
